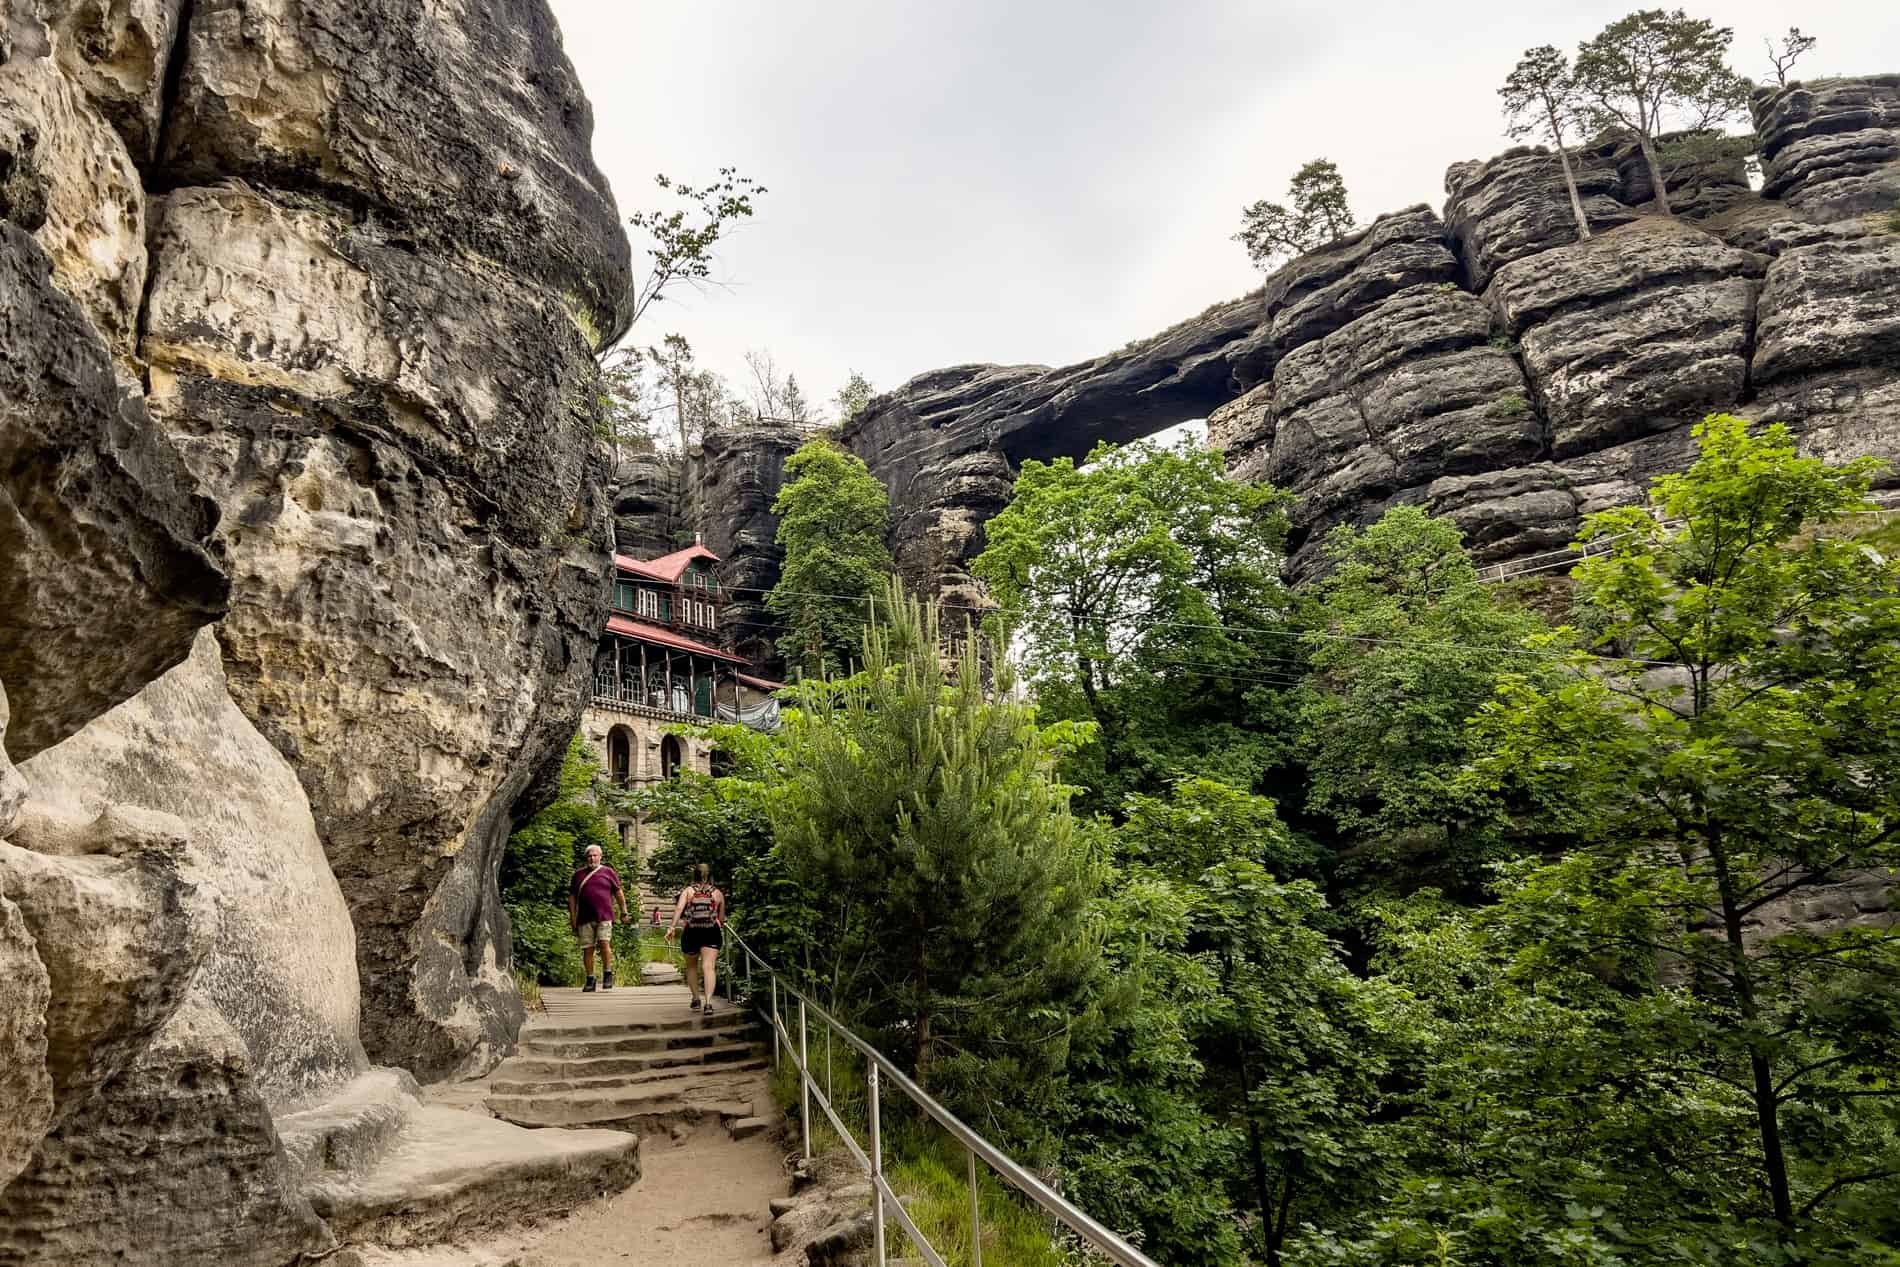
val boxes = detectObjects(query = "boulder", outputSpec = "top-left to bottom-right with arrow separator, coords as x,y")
1755,75 -> 1900,221
1487,218 -> 1764,458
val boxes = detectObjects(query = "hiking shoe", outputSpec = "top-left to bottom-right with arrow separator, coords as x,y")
582,977 -> 597,993
701,998 -> 716,1014
602,970 -> 615,990
688,997 -> 701,1010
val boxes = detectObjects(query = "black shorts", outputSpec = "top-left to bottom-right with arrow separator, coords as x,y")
680,926 -> 723,955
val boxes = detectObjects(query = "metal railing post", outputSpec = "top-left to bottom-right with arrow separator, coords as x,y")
798,999 -> 812,1160
969,1147 -> 983,1267
868,1061 -> 886,1267
771,977 -> 781,1067
825,1025 -> 833,1108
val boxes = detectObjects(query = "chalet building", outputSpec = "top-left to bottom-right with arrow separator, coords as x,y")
578,538 -> 782,902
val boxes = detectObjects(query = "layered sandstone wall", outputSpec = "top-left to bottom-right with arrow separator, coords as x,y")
1,0 -> 629,1259
843,78 -> 1900,592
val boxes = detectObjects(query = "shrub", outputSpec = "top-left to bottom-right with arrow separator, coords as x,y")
1484,392 -> 1531,418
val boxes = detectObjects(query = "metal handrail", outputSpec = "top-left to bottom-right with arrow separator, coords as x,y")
719,925 -> 1159,1267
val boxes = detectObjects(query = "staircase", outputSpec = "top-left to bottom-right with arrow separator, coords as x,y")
486,985 -> 772,1133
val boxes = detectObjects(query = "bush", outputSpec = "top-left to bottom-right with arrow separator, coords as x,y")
1484,391 -> 1530,418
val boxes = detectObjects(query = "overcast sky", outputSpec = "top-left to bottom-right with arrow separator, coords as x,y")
548,0 -> 1899,422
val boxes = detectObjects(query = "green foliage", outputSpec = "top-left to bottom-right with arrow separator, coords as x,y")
627,166 -> 765,328
501,736 -> 634,985
1462,415 -> 1900,1251
770,579 -> 1102,1153
1572,10 -> 1752,216
833,370 -> 875,425
766,440 -> 894,680
1500,45 -> 1593,240
973,438 -> 1297,816
1884,200 -> 1900,235
1764,27 -> 1817,88
1297,507 -> 1552,898
1236,158 -> 1356,270
1485,391 -> 1530,418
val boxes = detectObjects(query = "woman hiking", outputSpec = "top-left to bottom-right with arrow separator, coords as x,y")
666,863 -> 725,1012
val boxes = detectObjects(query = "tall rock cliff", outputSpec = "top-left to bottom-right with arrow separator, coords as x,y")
1,0 -> 631,1260
843,79 -> 1900,592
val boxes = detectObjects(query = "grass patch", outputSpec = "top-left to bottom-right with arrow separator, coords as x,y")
1485,391 -> 1532,419
766,1038 -> 1068,1266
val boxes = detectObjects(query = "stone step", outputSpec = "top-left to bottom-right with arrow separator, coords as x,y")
485,1068 -> 770,1130
526,1009 -> 748,1040
518,1029 -> 749,1060
490,1055 -> 770,1097
306,1106 -> 639,1247
496,1038 -> 763,1080
277,1068 -> 420,1189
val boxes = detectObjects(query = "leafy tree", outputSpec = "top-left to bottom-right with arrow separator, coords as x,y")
591,346 -> 656,466
770,581 -> 1102,1149
766,439 -> 894,679
626,167 -> 765,328
1765,27 -> 1817,88
833,370 -> 875,425
1468,415 -> 1900,1246
501,736 -> 635,985
624,722 -> 776,905
646,333 -> 740,451
1501,45 -> 1594,241
1297,507 -> 1552,899
1572,9 -> 1753,216
974,439 -> 1296,816
742,348 -> 815,426
1235,158 -> 1356,270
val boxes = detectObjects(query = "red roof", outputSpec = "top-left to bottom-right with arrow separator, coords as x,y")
604,615 -> 747,664
737,672 -> 787,692
614,543 -> 721,583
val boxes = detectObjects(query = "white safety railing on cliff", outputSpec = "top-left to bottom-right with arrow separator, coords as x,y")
720,926 -> 1159,1267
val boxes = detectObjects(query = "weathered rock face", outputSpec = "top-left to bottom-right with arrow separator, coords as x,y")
846,85 -> 1899,595
1755,75 -> 1900,221
613,450 -> 686,558
0,224 -> 226,760
692,426 -> 804,677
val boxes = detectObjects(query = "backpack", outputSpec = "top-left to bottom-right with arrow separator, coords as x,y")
684,883 -> 719,929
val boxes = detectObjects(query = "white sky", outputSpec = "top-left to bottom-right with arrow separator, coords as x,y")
548,0 -> 1899,421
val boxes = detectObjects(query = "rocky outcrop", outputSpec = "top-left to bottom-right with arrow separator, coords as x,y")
845,83 -> 1899,594
0,224 -> 226,760
614,449 -> 687,558
1,0 -> 638,1259
1755,75 -> 1900,221
693,426 -> 803,677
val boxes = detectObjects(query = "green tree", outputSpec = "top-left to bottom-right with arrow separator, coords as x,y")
1572,9 -> 1753,216
627,167 -> 765,328
1468,415 -> 1900,1245
1501,45 -> 1593,241
833,370 -> 875,425
646,333 -> 740,452
975,439 -> 1296,815
770,580 -> 1102,1149
766,439 -> 894,679
501,736 -> 635,985
1235,158 -> 1356,270
592,346 -> 655,466
1764,27 -> 1817,88
1297,507 -> 1552,899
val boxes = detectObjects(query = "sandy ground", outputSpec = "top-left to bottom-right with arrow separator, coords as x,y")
522,1122 -> 788,1266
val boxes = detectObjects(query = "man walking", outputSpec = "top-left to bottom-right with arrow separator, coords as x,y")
569,844 -> 628,992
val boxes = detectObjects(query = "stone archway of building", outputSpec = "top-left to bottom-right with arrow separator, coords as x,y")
606,725 -> 633,784
660,734 -> 683,779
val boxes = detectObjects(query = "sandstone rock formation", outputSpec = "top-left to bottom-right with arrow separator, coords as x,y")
2,0 -> 639,1259
841,80 -> 1900,595
694,426 -> 803,676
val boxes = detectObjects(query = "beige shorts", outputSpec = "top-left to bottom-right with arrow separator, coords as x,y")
576,920 -> 612,948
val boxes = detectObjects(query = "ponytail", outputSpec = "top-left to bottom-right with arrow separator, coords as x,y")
693,862 -> 711,884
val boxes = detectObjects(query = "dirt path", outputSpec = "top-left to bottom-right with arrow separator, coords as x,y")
519,1122 -> 788,1266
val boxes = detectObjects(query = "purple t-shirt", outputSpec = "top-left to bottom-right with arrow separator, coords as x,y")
571,865 -> 621,924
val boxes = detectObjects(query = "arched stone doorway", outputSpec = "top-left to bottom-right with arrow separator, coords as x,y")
660,734 -> 683,779
606,725 -> 633,784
